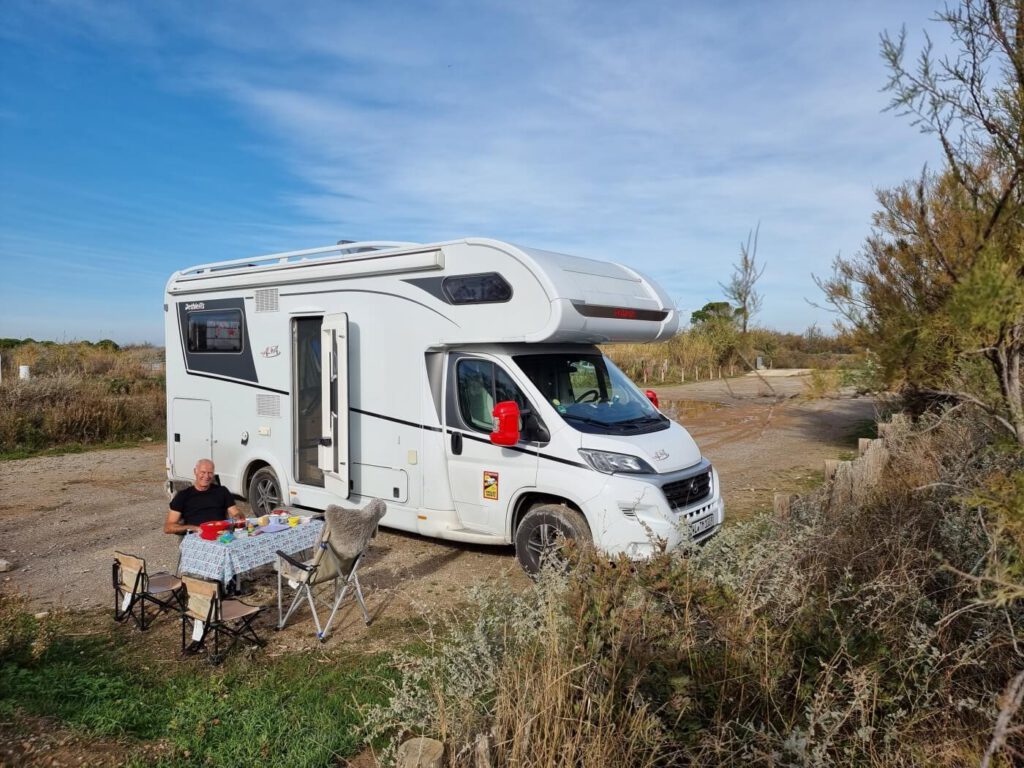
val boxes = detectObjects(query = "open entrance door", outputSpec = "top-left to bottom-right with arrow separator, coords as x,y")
318,313 -> 350,500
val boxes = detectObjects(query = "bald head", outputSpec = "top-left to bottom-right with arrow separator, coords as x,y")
193,459 -> 215,491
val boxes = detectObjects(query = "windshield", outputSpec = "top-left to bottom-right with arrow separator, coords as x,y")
514,352 -> 669,435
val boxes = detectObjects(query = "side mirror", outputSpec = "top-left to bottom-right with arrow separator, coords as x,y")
645,389 -> 660,409
490,400 -> 520,446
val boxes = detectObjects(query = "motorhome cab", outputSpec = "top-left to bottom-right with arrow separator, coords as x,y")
164,238 -> 723,571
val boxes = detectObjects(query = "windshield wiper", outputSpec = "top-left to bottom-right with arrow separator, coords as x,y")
631,414 -> 667,424
562,413 -> 610,426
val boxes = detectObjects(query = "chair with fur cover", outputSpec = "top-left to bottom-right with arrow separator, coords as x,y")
276,498 -> 386,641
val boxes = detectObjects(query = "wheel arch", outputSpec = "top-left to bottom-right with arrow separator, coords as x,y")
510,491 -> 592,544
238,454 -> 290,503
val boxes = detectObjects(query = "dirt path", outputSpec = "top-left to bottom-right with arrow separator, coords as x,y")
0,372 -> 875,639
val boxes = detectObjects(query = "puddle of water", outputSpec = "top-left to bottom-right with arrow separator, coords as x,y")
660,399 -> 724,422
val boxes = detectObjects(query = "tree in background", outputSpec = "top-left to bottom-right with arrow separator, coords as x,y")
818,0 -> 1024,445
720,223 -> 765,334
689,301 -> 736,327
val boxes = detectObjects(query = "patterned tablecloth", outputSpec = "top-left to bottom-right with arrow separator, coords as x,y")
178,520 -> 324,586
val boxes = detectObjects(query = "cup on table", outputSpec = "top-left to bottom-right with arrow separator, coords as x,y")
288,516 -> 300,527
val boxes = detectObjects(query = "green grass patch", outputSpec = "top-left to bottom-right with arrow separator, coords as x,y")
0,439 -> 163,462
0,601 -> 396,767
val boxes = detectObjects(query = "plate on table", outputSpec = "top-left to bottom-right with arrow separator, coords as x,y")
261,523 -> 290,533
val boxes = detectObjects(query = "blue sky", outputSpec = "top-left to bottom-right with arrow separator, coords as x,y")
0,1 -> 945,345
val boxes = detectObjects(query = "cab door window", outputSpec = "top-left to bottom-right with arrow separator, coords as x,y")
454,359 -> 544,441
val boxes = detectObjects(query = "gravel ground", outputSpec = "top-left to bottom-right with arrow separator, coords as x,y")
0,371 -> 875,626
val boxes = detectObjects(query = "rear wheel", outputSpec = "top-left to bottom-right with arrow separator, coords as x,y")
514,504 -> 591,574
247,467 -> 281,516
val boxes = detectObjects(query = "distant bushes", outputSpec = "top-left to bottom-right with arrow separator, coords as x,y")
0,342 -> 164,456
604,326 -> 861,386
368,408 -> 1023,766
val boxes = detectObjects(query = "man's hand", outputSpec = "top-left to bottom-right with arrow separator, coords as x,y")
164,509 -> 196,535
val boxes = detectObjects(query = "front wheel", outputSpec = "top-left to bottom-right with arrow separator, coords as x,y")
247,467 -> 282,516
514,504 -> 591,574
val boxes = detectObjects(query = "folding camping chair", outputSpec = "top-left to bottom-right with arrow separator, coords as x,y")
276,499 -> 387,641
112,551 -> 184,631
180,575 -> 265,665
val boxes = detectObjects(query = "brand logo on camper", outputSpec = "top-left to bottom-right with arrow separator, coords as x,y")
652,449 -> 669,461
184,302 -> 205,311
260,345 -> 280,358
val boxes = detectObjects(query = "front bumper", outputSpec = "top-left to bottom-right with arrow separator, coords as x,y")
586,462 -> 725,559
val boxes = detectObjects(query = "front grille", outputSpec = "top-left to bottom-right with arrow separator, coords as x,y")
662,470 -> 711,510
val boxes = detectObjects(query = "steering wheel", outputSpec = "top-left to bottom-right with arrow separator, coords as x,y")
575,389 -> 600,403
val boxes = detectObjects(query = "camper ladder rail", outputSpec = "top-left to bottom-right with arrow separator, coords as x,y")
179,240 -> 422,278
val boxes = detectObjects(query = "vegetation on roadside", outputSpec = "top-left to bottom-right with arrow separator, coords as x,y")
0,340 -> 165,457
0,596 -> 395,767
366,408 -> 1023,766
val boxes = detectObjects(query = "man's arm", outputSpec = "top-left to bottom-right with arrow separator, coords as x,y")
164,509 -> 198,535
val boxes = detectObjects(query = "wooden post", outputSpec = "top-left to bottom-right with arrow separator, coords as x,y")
858,437 -> 872,456
824,459 -> 840,480
773,493 -> 794,520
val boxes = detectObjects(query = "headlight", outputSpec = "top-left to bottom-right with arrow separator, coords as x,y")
578,449 -> 654,474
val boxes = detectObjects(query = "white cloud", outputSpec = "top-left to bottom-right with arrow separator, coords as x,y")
4,0 -> 948,335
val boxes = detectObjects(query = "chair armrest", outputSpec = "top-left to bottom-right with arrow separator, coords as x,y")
276,549 -> 313,572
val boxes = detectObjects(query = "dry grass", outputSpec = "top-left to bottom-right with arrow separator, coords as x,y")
0,343 -> 164,456
367,408 -> 1023,766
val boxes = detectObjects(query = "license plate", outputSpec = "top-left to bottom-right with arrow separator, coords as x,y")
688,514 -> 714,537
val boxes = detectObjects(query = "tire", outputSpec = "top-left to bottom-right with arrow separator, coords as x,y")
247,467 -> 282,516
514,504 -> 591,575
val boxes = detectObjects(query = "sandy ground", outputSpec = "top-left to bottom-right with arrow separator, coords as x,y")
0,371 -> 876,638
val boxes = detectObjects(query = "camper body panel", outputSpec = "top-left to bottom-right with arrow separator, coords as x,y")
165,238 -> 722,562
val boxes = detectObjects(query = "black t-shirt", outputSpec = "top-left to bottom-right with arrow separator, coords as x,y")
169,485 -> 236,527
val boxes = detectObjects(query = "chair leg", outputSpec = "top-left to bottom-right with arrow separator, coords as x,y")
279,585 -> 308,630
320,580 -> 353,641
352,571 -> 371,625
210,625 -> 222,665
305,587 -> 323,639
237,616 -> 265,648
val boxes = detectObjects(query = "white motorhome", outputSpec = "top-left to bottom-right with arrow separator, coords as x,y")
164,238 -> 723,571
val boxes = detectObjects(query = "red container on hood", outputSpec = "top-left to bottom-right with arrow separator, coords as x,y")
199,520 -> 232,540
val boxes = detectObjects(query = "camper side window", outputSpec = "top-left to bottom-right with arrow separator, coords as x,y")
186,310 -> 244,353
442,273 -> 512,304
456,359 -> 530,434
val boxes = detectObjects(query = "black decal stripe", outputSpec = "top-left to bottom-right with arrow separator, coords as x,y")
351,407 -> 444,433
350,409 -> 588,469
280,288 -> 458,324
458,430 -> 589,469
185,370 -> 289,395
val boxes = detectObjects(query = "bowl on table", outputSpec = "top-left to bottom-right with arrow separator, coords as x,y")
199,520 -> 232,540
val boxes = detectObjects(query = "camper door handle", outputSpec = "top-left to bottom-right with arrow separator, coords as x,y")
450,432 -> 462,455
319,437 -> 332,447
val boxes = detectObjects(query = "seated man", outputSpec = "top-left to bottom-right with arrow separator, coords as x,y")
165,458 -> 242,535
